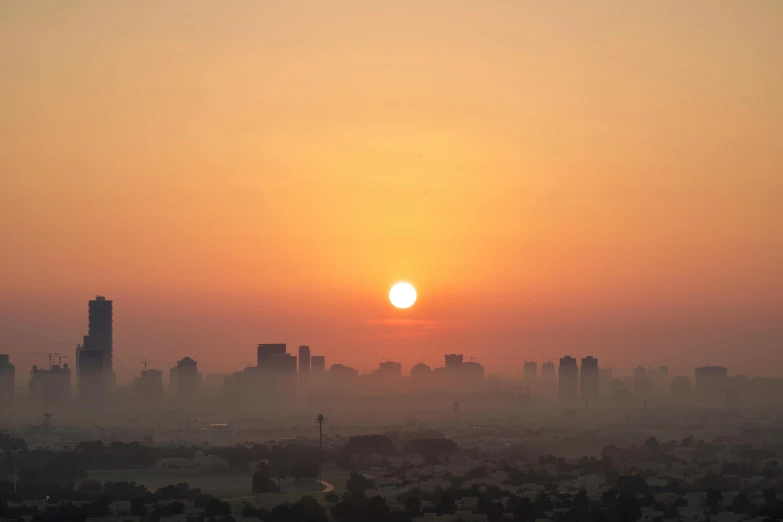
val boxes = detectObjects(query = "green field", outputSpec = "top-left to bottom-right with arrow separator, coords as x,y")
85,466 -> 350,503
85,469 -> 255,499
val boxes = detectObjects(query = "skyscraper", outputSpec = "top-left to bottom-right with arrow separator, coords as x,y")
0,354 -> 15,404
78,296 -> 113,405
88,296 -> 113,372
298,345 -> 311,395
523,361 -> 538,381
298,346 -> 311,374
311,355 -> 325,373
170,357 -> 201,400
444,354 -> 463,369
580,356 -> 599,401
257,344 -> 286,366
558,356 -> 578,402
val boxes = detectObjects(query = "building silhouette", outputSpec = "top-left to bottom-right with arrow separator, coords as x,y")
0,354 -> 15,405
445,354 -> 463,369
541,361 -> 556,380
78,296 -> 113,405
88,296 -> 113,372
410,362 -> 431,389
257,344 -> 286,366
671,375 -> 691,401
580,356 -> 599,401
633,365 -> 653,397
599,368 -> 613,397
133,369 -> 164,402
310,355 -> 325,373
298,345 -> 310,394
558,356 -> 578,402
78,346 -> 106,406
695,366 -> 728,404
523,361 -> 538,381
29,363 -> 71,405
170,357 -> 201,400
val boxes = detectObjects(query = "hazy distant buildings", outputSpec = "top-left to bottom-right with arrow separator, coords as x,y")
462,360 -> 485,384
671,375 -> 692,401
257,344 -> 286,366
133,369 -> 164,402
633,365 -> 653,397
558,356 -> 578,402
580,356 -> 599,401
297,345 -> 311,394
0,354 -> 15,404
445,354 -> 463,369
88,296 -> 113,372
541,361 -> 555,380
170,357 -> 202,401
695,366 -> 728,404
523,361 -> 538,381
311,355 -> 325,373
650,366 -> 669,395
411,362 -> 431,389
78,296 -> 113,405
599,368 -> 613,397
378,360 -> 402,377
78,346 -> 106,406
29,362 -> 71,405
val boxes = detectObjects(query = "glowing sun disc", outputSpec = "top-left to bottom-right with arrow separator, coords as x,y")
389,282 -> 417,309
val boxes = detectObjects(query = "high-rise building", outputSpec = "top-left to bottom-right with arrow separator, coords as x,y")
0,354 -> 15,404
298,346 -> 311,374
133,369 -> 164,402
558,356 -> 578,402
88,296 -> 113,372
694,366 -> 728,404
78,348 -> 106,406
311,355 -> 326,373
632,365 -> 653,397
444,354 -> 463,369
462,361 -> 485,385
298,345 -> 311,395
410,363 -> 431,388
257,344 -> 286,366
29,363 -> 71,405
541,361 -> 556,379
378,360 -> 402,377
580,356 -> 599,401
671,376 -> 691,401
523,361 -> 538,381
170,357 -> 201,400
599,368 -> 613,397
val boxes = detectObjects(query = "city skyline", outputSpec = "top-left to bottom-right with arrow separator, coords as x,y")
2,2 -> 782,378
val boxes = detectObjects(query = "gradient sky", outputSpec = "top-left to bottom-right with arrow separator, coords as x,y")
1,1 -> 782,381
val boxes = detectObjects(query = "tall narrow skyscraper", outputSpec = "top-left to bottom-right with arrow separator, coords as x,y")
0,354 -> 15,405
88,296 -> 113,372
298,345 -> 311,374
580,356 -> 599,401
558,356 -> 578,402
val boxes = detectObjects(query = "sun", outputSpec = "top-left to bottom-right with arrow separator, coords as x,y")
389,282 -> 417,309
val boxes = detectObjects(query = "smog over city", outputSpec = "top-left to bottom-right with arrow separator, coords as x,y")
1,2 -> 783,522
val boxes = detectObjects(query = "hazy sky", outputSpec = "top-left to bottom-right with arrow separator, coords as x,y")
1,1 -> 782,380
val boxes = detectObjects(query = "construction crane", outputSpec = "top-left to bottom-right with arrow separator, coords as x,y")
27,353 -> 67,370
141,360 -> 176,371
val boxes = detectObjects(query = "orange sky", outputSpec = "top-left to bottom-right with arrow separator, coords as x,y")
1,1 -> 782,380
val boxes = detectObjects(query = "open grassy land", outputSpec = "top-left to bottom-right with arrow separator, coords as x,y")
85,465 -> 351,504
85,469 -> 254,499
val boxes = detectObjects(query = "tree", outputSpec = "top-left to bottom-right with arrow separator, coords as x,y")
252,463 -> 281,494
401,439 -> 459,457
204,497 -> 231,518
405,496 -> 422,517
316,414 -> 326,452
367,495 -> 390,522
325,492 -> 340,504
706,488 -> 723,513
346,472 -> 374,497
730,492 -> 754,516
615,493 -> 641,522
